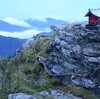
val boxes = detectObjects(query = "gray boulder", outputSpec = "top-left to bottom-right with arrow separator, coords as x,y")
39,91 -> 49,96
8,93 -> 37,99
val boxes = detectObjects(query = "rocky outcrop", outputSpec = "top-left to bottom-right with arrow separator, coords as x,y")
16,39 -> 33,54
50,89 -> 82,99
39,89 -> 82,99
8,93 -> 37,99
39,23 -> 100,93
8,91 -> 82,99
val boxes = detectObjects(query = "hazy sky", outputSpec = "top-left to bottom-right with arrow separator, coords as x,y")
0,0 -> 100,22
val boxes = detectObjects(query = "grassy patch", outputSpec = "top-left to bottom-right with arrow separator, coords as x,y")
58,85 -> 100,99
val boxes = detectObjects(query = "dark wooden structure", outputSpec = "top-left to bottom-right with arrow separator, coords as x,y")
85,9 -> 100,30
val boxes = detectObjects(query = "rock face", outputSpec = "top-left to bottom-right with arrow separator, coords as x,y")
8,93 -> 37,99
44,23 -> 100,90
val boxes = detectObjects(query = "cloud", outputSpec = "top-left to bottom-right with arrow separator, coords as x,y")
0,30 -> 43,39
2,17 -> 31,27
31,16 -> 47,22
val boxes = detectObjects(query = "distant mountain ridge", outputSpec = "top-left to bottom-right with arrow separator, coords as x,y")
0,35 -> 26,57
0,17 -> 68,32
0,17 -> 68,57
0,20 -> 30,32
25,17 -> 68,30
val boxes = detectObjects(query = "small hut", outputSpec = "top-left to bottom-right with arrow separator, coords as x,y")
85,9 -> 100,29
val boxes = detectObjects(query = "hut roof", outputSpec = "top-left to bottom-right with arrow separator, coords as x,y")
85,9 -> 100,17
